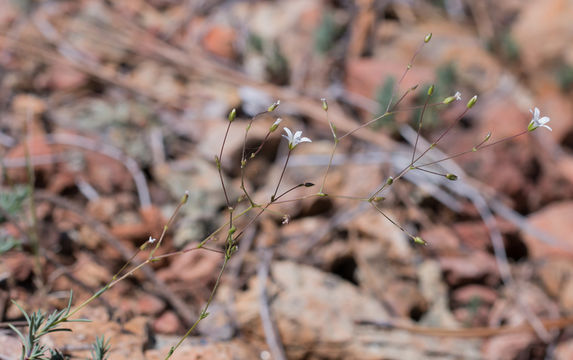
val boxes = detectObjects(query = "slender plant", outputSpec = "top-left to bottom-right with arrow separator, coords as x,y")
6,33 -> 553,359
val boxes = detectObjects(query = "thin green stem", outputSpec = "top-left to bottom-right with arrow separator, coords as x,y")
271,151 -> 291,201
165,256 -> 230,359
369,107 -> 472,200
413,167 -> 448,177
338,102 -> 444,141
319,108 -> 338,194
250,131 -> 272,159
370,202 -> 416,240
150,191 -> 189,258
411,107 -> 471,166
415,130 -> 528,169
240,111 -> 268,206
23,118 -> 42,283
218,121 -> 232,207
411,89 -> 432,164
198,205 -> 253,248
384,39 -> 427,114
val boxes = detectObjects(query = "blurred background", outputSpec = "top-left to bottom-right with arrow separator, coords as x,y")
1,0 -> 573,359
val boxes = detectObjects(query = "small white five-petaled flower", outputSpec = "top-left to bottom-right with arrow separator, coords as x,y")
148,236 -> 157,244
454,91 -> 462,101
528,107 -> 552,132
283,127 -> 312,150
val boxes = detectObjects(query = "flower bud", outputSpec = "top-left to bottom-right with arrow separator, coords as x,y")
228,108 -> 236,122
424,33 -> 432,43
386,176 -> 394,185
321,98 -> 328,111
467,95 -> 478,109
445,173 -> 458,181
268,100 -> 280,112
414,236 -> 427,245
270,118 -> 282,132
427,85 -> 435,96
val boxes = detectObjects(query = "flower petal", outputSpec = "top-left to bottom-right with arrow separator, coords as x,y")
283,127 -> 293,140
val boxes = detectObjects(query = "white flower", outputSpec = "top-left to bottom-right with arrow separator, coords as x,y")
148,236 -> 156,244
454,91 -> 462,101
528,107 -> 551,132
282,127 -> 312,150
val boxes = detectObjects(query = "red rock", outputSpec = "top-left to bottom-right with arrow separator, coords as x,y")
383,281 -> 428,318
157,246 -> 221,285
512,0 -> 573,71
536,87 -> 573,142
452,221 -> 491,251
136,293 -> 165,316
439,251 -> 500,286
420,225 -> 459,253
557,155 -> 573,187
345,58 -> 433,100
536,258 -> 573,298
523,201 -> 573,259
1,252 -> 33,282
202,26 -> 237,59
478,99 -> 530,140
153,310 -> 181,334
555,338 -> 573,360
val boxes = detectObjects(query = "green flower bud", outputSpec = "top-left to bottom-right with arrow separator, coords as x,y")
414,236 -> 427,245
268,100 -> 280,112
467,95 -> 478,109
427,85 -> 435,96
228,108 -> 236,122
321,98 -> 328,111
424,33 -> 432,43
270,118 -> 282,132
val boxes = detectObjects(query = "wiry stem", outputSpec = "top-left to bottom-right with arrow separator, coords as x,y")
217,121 -> 233,207
411,87 -> 433,165
271,151 -> 292,202
319,106 -> 338,195
165,255 -> 230,359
